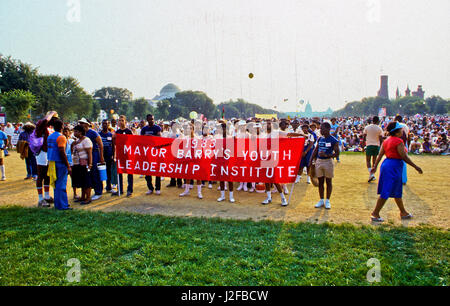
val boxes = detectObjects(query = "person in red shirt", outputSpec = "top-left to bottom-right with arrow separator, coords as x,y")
370,122 -> 423,222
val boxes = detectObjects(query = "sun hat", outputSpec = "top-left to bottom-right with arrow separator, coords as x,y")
78,118 -> 91,126
23,122 -> 35,128
389,122 -> 403,133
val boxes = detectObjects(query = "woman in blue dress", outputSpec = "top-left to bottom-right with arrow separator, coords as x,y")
370,122 -> 423,222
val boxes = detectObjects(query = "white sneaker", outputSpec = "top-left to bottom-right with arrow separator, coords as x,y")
315,200 -> 325,208
179,190 -> 189,197
217,186 -> 221,191
155,190 -> 161,195
1,176 -> 5,181
217,196 -> 226,202
91,195 -> 102,201
237,183 -> 243,191
307,176 -> 311,184
271,187 -> 277,194
197,193 -> 203,199
146,190 -> 153,195
243,185 -> 248,192
208,184 -> 213,189
262,197 -> 272,205
230,197 -> 235,203
325,199 -> 331,209
249,188 -> 255,193
295,175 -> 301,183
283,186 -> 289,194
281,197 -> 288,206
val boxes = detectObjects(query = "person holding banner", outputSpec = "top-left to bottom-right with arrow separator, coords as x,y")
309,122 -> 340,210
141,114 -> 162,195
217,122 -> 235,203
262,121 -> 288,206
112,115 -> 133,197
179,122 -> 204,199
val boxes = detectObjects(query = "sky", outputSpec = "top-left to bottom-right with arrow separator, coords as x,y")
1,0 -> 449,112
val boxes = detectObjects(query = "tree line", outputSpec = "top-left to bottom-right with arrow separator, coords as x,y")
333,96 -> 449,117
0,54 -> 280,123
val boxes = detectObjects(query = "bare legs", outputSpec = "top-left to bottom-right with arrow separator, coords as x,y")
372,197 -> 410,218
318,177 -> 332,199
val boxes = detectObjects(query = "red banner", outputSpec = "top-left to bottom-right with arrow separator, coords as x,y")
115,135 -> 305,184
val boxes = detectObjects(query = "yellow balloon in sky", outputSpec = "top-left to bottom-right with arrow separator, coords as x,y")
189,111 -> 198,119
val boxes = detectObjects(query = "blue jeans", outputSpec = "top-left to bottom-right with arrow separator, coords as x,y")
54,161 -> 69,210
118,174 -> 133,194
25,154 -> 37,177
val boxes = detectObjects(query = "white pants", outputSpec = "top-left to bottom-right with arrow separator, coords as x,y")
36,151 -> 48,166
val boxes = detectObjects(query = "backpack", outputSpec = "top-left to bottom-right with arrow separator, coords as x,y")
29,130 -> 44,155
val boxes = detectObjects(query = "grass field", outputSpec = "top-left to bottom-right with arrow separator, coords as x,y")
0,207 -> 448,286
0,152 -> 449,285
1,152 -> 450,228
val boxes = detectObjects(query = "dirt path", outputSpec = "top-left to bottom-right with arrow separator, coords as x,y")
1,152 -> 449,228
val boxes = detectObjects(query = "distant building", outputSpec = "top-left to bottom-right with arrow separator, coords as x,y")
412,85 -> 425,99
285,101 -> 333,118
147,83 -> 181,107
399,84 -> 425,99
377,75 -> 389,99
376,76 -> 425,100
405,85 -> 411,96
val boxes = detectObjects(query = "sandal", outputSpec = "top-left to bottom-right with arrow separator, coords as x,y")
401,213 -> 413,220
371,215 -> 384,222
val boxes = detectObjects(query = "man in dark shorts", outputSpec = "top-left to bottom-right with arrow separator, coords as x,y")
363,116 -> 383,182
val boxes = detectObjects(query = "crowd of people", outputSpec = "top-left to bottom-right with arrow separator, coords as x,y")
0,112 -> 448,221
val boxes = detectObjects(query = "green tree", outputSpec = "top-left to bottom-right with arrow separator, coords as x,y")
155,100 -> 170,120
426,96 -> 449,114
0,54 -> 39,93
170,91 -> 217,119
31,75 -> 95,121
0,89 -> 36,122
93,87 -> 133,115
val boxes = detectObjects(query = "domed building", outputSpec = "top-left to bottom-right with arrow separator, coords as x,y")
152,83 -> 181,101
